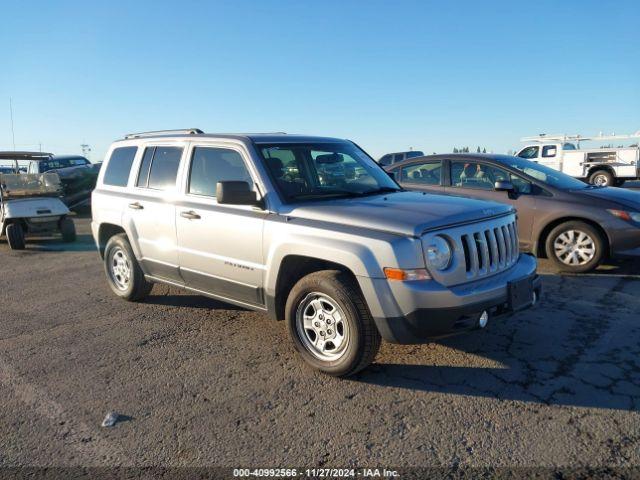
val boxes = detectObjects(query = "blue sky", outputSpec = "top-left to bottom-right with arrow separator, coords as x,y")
1,0 -> 638,161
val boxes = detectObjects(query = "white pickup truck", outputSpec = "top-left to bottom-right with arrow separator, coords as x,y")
516,131 -> 640,187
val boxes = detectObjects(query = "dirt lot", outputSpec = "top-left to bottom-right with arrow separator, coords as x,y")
0,215 -> 639,471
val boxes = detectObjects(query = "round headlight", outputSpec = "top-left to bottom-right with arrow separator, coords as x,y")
426,235 -> 452,271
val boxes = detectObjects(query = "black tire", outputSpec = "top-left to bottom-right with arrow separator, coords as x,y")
545,221 -> 605,273
6,223 -> 26,250
103,233 -> 153,301
60,217 -> 76,243
285,270 -> 381,377
588,170 -> 614,187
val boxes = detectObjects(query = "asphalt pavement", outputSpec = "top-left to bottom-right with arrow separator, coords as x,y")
0,215 -> 639,472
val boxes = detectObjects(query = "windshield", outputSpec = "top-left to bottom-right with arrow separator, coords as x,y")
258,142 -> 400,202
505,156 -> 588,190
0,173 -> 62,198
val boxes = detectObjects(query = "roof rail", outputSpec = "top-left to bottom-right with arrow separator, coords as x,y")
124,128 -> 204,139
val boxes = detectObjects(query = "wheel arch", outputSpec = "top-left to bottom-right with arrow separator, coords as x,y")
536,216 -> 611,258
269,254 -> 362,321
97,223 -> 127,258
587,165 -> 616,181
1,218 -> 27,236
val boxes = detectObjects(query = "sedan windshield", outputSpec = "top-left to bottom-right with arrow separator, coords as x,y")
257,142 -> 401,202
505,156 -> 589,190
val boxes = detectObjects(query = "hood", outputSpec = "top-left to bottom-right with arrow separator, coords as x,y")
282,191 -> 513,237
572,186 -> 640,210
4,197 -> 70,219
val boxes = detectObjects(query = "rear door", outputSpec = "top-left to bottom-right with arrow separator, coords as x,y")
125,144 -> 185,283
445,160 -> 537,250
395,159 -> 445,194
175,144 -> 267,307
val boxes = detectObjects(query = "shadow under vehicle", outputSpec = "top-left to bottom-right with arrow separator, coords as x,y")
0,173 -> 76,250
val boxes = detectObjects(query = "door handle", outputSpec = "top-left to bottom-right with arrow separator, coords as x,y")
128,202 -> 144,210
180,210 -> 201,220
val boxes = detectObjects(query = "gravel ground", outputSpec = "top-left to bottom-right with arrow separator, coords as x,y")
0,215 -> 639,473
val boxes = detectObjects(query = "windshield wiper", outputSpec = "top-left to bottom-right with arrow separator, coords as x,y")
357,186 -> 403,196
289,190 -> 362,200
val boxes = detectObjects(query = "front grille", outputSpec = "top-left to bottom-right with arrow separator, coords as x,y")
460,220 -> 518,279
421,213 -> 519,287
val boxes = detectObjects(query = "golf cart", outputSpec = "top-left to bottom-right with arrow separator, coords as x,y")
0,172 -> 76,250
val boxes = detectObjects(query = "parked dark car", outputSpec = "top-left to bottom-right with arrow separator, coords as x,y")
387,153 -> 640,272
378,150 -> 424,167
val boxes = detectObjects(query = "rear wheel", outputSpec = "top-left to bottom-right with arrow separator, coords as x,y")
545,221 -> 605,273
6,223 -> 26,250
589,170 -> 614,187
285,270 -> 381,377
60,217 -> 76,243
104,234 -> 153,301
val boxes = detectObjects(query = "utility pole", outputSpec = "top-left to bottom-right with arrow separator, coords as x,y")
81,142 -> 92,159
9,98 -> 16,150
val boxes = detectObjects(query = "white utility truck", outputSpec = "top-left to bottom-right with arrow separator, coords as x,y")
516,131 -> 640,187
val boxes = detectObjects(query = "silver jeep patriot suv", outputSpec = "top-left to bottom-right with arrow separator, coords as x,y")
92,129 -> 541,376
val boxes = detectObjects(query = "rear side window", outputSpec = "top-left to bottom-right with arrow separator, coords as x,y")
188,147 -> 253,197
103,147 -> 138,187
136,148 -> 155,187
401,161 -> 442,185
136,146 -> 183,190
542,145 -> 557,158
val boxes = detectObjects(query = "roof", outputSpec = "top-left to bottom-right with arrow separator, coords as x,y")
0,152 -> 89,162
0,151 -> 53,160
386,153 -> 532,170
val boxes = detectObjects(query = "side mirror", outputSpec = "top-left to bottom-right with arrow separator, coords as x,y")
387,170 -> 398,181
217,181 -> 259,206
494,180 -> 515,192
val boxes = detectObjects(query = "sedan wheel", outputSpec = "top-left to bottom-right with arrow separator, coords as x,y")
545,221 -> 605,273
553,230 -> 596,266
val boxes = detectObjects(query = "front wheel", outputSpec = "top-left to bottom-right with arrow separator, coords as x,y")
104,233 -> 153,301
545,221 -> 605,273
6,223 -> 26,250
285,270 -> 381,377
60,217 -> 76,243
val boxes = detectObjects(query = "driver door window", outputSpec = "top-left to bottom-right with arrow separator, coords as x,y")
518,146 -> 540,160
188,147 -> 253,198
451,161 -> 508,190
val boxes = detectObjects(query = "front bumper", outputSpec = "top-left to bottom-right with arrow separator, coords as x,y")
358,254 -> 541,344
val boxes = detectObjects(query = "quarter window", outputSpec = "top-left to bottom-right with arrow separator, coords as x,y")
400,161 -> 442,185
188,147 -> 253,197
379,155 -> 392,166
103,147 -> 138,187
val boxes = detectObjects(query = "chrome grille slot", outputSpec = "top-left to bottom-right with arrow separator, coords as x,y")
421,213 -> 519,287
